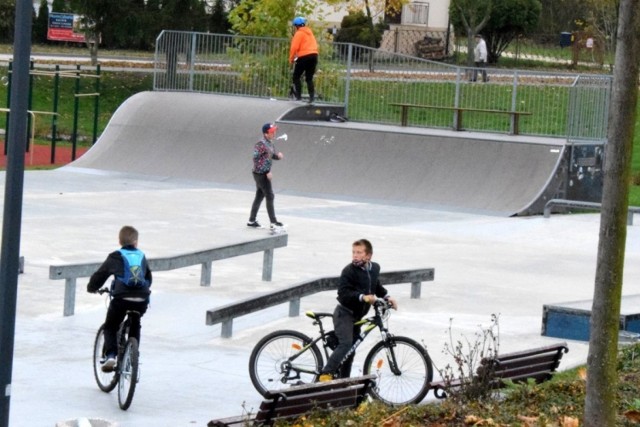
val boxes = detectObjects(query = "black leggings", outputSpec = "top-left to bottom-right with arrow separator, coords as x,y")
292,54 -> 318,100
103,298 -> 148,357
321,304 -> 361,378
250,172 -> 277,223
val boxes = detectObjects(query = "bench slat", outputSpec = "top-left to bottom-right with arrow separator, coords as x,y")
257,385 -> 365,420
388,102 -> 531,134
263,375 -> 375,399
431,342 -> 568,399
209,375 -> 376,426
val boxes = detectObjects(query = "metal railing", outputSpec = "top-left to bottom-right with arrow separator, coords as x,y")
49,234 -> 288,316
206,268 -> 434,338
153,31 -> 611,140
543,199 -> 640,225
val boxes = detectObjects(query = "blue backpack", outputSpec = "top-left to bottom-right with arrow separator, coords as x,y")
116,248 -> 149,287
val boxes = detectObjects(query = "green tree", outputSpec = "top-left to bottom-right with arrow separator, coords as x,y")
535,0 -> 585,34
325,0 -> 408,48
449,0 -> 492,66
209,0 -> 231,34
482,0 -> 541,63
334,10 -> 385,48
584,0 -> 620,54
51,0 -> 69,13
68,0 -> 127,62
584,1 -> 640,425
228,0 -> 296,37
161,0 -> 208,32
0,0 -> 15,43
142,0 -> 162,49
34,0 -> 50,44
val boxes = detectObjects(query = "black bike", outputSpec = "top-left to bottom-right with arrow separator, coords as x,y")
92,288 -> 140,410
249,299 -> 433,405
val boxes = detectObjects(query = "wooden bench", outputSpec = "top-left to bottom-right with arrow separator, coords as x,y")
431,342 -> 569,399
208,375 -> 376,427
389,103 -> 532,135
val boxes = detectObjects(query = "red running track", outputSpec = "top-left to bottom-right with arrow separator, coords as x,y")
0,142 -> 89,169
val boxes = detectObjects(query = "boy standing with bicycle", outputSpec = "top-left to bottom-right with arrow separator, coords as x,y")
87,226 -> 152,372
318,239 -> 397,381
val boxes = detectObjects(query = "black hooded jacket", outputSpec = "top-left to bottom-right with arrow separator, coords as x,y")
87,245 -> 152,300
336,261 -> 388,320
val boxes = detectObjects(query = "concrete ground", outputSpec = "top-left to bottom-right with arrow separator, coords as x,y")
5,167 -> 640,426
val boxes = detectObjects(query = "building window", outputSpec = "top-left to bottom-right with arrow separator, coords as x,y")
402,2 -> 429,26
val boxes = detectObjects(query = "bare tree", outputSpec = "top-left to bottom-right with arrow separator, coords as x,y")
584,1 -> 640,425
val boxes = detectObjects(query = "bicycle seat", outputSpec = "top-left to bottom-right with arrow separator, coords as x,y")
305,311 -> 333,320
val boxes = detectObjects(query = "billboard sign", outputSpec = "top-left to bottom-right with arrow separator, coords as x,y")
47,12 -> 86,43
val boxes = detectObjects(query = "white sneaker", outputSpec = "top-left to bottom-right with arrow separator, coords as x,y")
101,356 -> 116,372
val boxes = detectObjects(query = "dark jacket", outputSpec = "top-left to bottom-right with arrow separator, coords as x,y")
87,245 -> 152,300
336,261 -> 388,320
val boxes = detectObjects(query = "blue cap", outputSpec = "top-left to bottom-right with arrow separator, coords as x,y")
293,17 -> 306,27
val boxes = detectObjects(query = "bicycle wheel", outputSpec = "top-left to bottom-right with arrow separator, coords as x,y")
118,337 -> 139,410
363,336 -> 433,405
249,330 -> 323,397
93,324 -> 119,393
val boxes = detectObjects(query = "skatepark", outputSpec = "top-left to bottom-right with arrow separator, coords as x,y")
5,92 -> 640,426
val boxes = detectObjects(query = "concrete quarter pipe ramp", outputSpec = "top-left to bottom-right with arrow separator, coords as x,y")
69,91 -> 567,216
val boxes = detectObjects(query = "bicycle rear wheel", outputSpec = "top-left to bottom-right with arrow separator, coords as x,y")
118,337 -> 139,410
363,336 -> 433,405
249,330 -> 323,397
93,324 -> 119,393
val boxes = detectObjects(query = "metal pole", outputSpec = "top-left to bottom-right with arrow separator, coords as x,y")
0,0 -> 32,424
51,64 -> 60,163
92,64 -> 100,144
71,64 -> 80,160
3,62 -> 11,155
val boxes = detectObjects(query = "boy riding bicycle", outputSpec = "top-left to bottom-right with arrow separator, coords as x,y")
318,239 -> 397,381
87,226 -> 152,372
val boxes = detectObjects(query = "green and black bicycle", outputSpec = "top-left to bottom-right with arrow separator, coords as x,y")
248,299 -> 433,405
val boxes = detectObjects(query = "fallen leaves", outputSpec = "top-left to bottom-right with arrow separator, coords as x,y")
624,409 -> 640,423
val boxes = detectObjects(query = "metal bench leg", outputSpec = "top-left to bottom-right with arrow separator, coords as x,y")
262,249 -> 274,281
221,319 -> 233,338
411,281 -> 421,299
200,261 -> 212,286
289,298 -> 300,317
63,278 -> 76,317
511,113 -> 520,135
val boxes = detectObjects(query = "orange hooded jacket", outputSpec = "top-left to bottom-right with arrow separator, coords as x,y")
289,26 -> 318,63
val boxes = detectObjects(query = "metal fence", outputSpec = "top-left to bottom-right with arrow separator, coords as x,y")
154,30 -> 611,140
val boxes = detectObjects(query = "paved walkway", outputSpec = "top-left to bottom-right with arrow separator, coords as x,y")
5,167 -> 640,426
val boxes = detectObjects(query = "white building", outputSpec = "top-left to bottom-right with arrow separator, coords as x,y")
315,0 -> 450,31
314,0 -> 453,58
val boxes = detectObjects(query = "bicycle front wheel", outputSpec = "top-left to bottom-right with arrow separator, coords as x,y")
363,336 -> 433,405
118,337 -> 139,410
93,324 -> 119,393
249,330 -> 323,397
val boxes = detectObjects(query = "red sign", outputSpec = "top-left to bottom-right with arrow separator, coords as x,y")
48,13 -> 86,43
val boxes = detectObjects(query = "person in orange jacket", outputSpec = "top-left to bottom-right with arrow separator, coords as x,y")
289,16 -> 319,103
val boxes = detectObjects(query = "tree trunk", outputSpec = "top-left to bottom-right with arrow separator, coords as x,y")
584,1 -> 640,426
